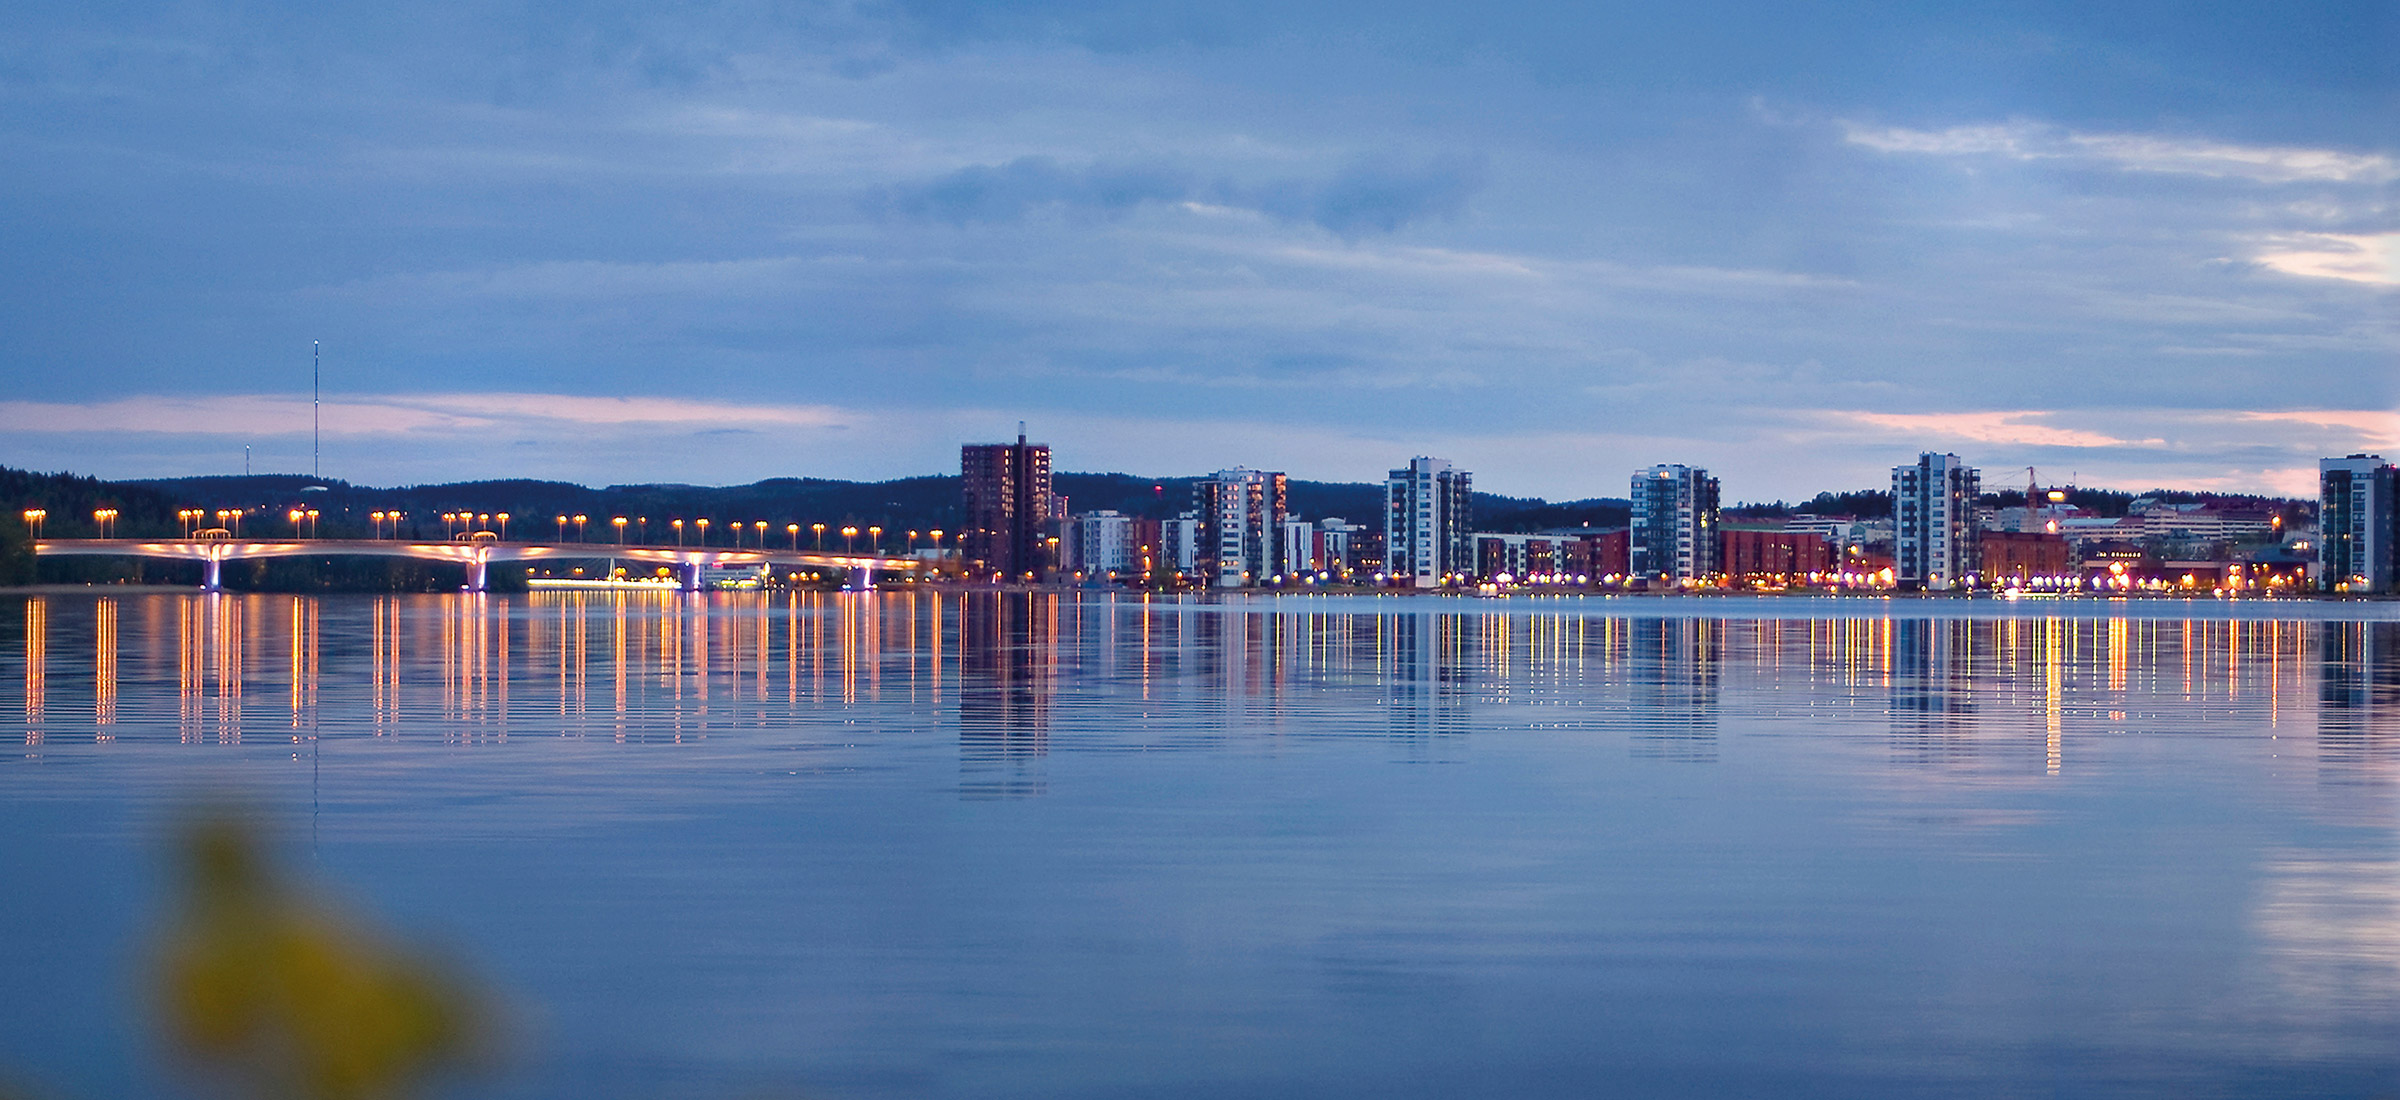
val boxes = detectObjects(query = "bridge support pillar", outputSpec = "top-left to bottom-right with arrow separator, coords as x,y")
679,562 -> 702,592
466,555 -> 488,593
848,564 -> 876,591
202,556 -> 222,592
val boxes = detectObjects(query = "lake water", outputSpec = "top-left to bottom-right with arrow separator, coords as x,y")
5,590 -> 2399,1099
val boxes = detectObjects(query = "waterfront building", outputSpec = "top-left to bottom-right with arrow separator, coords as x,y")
1386,457 -> 1473,588
962,430 -> 1055,582
1629,464 -> 1720,583
1072,510 -> 1136,578
1978,531 -> 2074,586
2318,454 -> 2397,592
1197,469 -> 1288,588
1719,526 -> 1834,581
1315,518 -> 1367,578
1276,518 -> 1317,577
1161,512 -> 1200,576
1892,453 -> 1981,590
1473,533 -> 1592,582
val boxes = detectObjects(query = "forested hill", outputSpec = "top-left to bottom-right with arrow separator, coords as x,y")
0,466 -> 1631,541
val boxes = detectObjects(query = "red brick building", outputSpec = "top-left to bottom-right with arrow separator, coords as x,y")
1979,531 -> 2072,583
1719,527 -> 1835,580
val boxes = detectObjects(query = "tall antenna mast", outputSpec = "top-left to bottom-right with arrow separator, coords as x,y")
312,340 -> 321,479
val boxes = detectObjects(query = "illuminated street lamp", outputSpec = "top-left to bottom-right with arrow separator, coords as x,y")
306,509 -> 321,538
495,513 -> 510,540
637,516 -> 648,544
672,519 -> 685,546
22,509 -> 45,538
841,525 -> 857,553
696,518 -> 711,546
787,523 -> 801,551
289,509 -> 306,537
92,508 -> 118,537
370,510 -> 385,538
573,514 -> 588,541
613,517 -> 628,544
753,521 -> 768,548
811,523 -> 826,550
555,514 -> 568,541
868,526 -> 883,553
906,530 -> 919,553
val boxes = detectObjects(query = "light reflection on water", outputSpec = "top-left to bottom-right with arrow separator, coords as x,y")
4,591 -> 2400,1098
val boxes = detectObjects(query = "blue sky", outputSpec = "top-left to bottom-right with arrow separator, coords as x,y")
1,0 -> 2392,499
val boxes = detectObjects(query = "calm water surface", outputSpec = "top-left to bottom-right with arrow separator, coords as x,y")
4,590 -> 2399,1098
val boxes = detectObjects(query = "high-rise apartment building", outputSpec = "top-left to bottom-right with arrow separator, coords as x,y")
1161,512 -> 1200,576
2319,454 -> 2397,593
1278,518 -> 1317,577
1071,510 -> 1136,578
1386,457 -> 1473,588
1892,453 -> 1981,590
961,430 -> 1053,581
1196,468 -> 1288,588
1629,464 -> 1720,582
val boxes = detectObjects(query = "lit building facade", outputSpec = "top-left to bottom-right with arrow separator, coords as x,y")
1197,468 -> 1288,588
2318,454 -> 2397,593
1892,452 -> 1981,590
1071,510 -> 1136,578
961,431 -> 1054,581
1385,457 -> 1473,588
1629,464 -> 1720,582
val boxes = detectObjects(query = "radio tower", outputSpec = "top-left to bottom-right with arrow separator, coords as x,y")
312,340 -> 321,479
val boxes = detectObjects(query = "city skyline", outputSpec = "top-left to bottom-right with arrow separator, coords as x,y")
0,2 -> 2392,499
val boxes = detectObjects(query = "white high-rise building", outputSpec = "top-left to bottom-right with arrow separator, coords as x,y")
1385,457 -> 1473,588
1162,512 -> 1200,575
1071,510 -> 1136,578
1629,464 -> 1720,582
2319,454 -> 2397,592
1278,518 -> 1317,577
1197,469 -> 1288,588
1893,453 -> 1982,590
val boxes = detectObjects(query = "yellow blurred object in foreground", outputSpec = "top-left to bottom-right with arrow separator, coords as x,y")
157,815 -> 489,1100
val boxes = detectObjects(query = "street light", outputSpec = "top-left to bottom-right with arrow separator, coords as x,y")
753,521 -> 767,547
573,514 -> 588,541
555,514 -> 568,541
306,509 -> 320,538
787,523 -> 801,550
92,508 -> 118,537
22,509 -> 45,538
637,516 -> 648,544
613,517 -> 628,544
496,513 -> 510,540
811,523 -> 826,550
672,519 -> 685,546
841,525 -> 857,553
696,518 -> 710,546
868,526 -> 883,553
289,509 -> 306,537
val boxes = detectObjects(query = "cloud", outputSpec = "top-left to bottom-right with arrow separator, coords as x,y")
2252,233 -> 2400,287
2237,409 -> 2400,451
875,153 -> 1485,236
1825,410 -> 2152,449
1843,121 -> 2398,184
877,156 -> 1194,224
0,394 -> 857,437
1234,154 -> 1486,238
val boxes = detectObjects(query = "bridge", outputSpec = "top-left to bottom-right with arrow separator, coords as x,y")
31,538 -> 927,591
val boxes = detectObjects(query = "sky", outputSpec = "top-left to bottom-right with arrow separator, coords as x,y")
0,0 -> 2393,501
